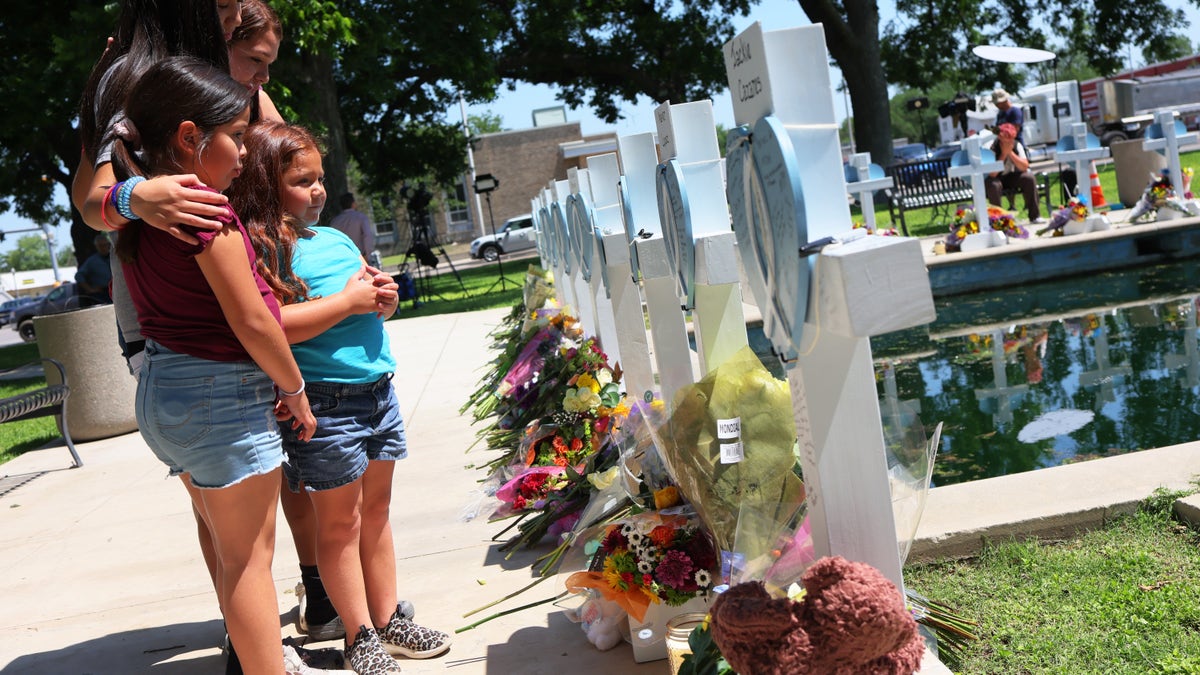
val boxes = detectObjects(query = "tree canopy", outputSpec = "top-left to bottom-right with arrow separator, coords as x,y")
1,0 -> 1197,261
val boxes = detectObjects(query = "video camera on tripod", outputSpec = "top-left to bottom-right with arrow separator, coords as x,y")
938,92 -> 977,136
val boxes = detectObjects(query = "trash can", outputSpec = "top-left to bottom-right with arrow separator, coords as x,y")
35,304 -> 138,441
1110,139 -> 1167,208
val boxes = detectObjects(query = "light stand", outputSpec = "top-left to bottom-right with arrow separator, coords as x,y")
473,173 -> 517,293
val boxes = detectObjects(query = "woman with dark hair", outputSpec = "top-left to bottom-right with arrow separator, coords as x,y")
107,55 -> 315,675
229,0 -> 284,122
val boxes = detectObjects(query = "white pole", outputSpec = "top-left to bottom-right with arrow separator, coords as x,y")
460,93 -> 486,239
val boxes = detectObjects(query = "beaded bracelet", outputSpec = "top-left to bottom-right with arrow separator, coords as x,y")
278,381 -> 306,397
101,184 -> 124,231
116,175 -> 147,220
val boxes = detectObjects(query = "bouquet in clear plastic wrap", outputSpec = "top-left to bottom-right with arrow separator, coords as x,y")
654,346 -> 805,570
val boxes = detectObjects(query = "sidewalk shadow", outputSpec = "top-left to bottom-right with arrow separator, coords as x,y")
2,619 -> 227,674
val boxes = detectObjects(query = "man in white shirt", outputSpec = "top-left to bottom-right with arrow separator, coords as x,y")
329,192 -> 376,257
985,123 -> 1045,224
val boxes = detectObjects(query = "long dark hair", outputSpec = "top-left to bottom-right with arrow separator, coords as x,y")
79,0 -> 229,163
228,121 -> 321,304
232,0 -> 282,46
110,56 -> 252,262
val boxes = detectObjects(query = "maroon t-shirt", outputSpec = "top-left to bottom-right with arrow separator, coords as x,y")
123,193 -> 281,362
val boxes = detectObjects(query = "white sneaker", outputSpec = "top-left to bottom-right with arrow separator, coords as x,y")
283,645 -> 356,675
1031,216 -> 1049,225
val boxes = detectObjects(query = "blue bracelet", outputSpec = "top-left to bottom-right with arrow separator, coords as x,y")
109,181 -> 124,209
116,176 -> 147,220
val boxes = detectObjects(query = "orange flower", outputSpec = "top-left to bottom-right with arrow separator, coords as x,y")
649,524 -> 675,549
570,437 -> 583,452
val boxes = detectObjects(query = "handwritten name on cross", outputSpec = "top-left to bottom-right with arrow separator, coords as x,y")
1143,111 -> 1199,198
724,22 -> 936,593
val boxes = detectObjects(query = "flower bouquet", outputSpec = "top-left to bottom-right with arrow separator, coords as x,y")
565,508 -> 718,622
1129,168 -> 1199,222
945,205 -> 1027,251
461,266 -> 558,422
653,346 -> 805,578
1037,197 -> 1089,237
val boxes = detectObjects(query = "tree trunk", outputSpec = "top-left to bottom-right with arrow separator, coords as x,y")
298,51 -> 350,225
798,0 -> 894,166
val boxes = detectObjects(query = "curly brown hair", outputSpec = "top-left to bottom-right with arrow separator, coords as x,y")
227,121 -> 324,304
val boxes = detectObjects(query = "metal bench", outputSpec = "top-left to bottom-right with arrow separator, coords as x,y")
885,159 -> 973,235
0,358 -> 81,468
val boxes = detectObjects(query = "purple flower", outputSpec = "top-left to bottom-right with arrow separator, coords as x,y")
655,550 -> 695,589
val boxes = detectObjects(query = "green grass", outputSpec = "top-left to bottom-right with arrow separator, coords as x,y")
906,489 -> 1200,674
867,149 -> 1200,239
0,342 -> 60,465
383,256 -> 528,320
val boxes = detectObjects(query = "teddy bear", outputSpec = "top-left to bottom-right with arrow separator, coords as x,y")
708,556 -> 926,675
564,592 -> 628,651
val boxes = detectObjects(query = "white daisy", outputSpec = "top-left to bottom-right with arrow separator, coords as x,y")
628,532 -> 644,547
637,560 -> 654,574
695,569 -> 712,587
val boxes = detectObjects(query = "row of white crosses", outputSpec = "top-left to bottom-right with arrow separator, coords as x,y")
530,23 -> 937,600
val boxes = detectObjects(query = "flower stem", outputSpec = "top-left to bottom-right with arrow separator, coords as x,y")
455,593 -> 566,633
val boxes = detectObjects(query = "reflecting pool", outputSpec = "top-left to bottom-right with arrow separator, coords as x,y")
870,260 -> 1200,486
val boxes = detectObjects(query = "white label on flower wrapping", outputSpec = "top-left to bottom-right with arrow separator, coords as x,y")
720,440 -> 744,464
716,417 -> 741,440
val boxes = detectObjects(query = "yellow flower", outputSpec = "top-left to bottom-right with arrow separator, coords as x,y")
588,466 -> 620,490
563,388 -> 590,413
602,557 -> 626,590
641,584 -> 662,605
653,486 -> 681,509
596,368 -> 613,387
576,372 -> 600,393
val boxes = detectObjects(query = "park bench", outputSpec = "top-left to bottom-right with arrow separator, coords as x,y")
885,158 -> 1054,235
885,159 -> 973,235
0,358 -> 81,468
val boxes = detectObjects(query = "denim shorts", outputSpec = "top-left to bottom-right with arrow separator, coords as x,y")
136,340 -> 284,489
281,374 -> 407,492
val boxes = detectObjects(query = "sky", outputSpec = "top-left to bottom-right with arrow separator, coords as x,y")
4,0 -> 1200,255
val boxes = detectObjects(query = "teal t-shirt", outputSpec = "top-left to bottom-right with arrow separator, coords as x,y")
290,227 -> 395,383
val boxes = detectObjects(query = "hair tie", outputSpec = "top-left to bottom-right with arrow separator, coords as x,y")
113,119 -> 140,146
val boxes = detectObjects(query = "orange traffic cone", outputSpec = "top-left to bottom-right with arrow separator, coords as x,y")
1089,161 -> 1108,208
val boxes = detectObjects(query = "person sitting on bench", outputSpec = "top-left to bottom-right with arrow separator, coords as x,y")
985,123 -> 1045,224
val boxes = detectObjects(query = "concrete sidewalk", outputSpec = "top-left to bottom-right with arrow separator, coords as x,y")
1,306 -> 1196,674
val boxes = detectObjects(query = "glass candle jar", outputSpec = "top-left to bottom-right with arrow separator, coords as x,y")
665,612 -> 708,675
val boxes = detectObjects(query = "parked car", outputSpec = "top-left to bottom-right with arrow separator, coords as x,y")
0,296 -> 40,328
469,214 -> 535,262
12,282 -> 80,343
893,143 -> 932,164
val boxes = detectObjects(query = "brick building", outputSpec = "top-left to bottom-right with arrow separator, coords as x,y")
465,122 -> 617,238
373,120 -> 619,254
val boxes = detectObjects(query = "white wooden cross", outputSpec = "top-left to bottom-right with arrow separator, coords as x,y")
1076,322 -> 1131,407
1143,111 -> 1198,198
566,168 -> 600,337
1054,122 -> 1110,206
946,135 -> 1004,233
1163,299 -> 1200,389
654,99 -> 749,377
617,133 -> 696,408
582,153 -> 641,389
845,152 -> 894,232
972,328 -> 1029,427
546,179 -> 581,315
723,22 -> 936,595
